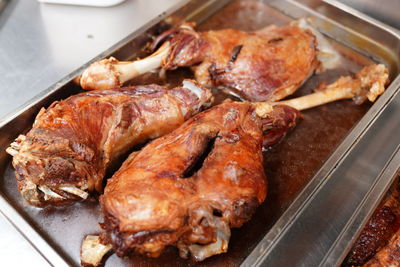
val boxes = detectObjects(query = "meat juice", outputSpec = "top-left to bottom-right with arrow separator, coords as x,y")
1,0 -> 377,266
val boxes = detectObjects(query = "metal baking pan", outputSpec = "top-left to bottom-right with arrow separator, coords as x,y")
1,0 -> 400,266
328,148 -> 400,266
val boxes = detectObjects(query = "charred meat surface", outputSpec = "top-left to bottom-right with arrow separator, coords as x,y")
100,102 -> 300,261
345,181 -> 400,266
8,63 -> 387,208
6,81 -> 212,206
363,227 -> 400,267
81,23 -> 319,102
86,64 -> 388,265
261,105 -> 302,149
162,23 -> 319,101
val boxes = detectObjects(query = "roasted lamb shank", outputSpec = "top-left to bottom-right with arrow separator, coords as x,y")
6,80 -> 212,206
80,21 -> 326,101
81,64 -> 388,266
6,64 -> 387,209
99,101 -> 299,262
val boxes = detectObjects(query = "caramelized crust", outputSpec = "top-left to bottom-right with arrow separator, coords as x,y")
261,105 -> 301,148
7,82 -> 212,206
100,102 -> 300,260
363,228 -> 400,266
159,23 -> 318,101
346,183 -> 400,266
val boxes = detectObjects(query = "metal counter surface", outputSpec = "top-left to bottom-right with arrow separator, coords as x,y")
0,0 -> 181,266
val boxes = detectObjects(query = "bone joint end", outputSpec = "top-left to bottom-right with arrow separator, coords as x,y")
80,57 -> 121,90
81,235 -> 113,267
254,102 -> 274,118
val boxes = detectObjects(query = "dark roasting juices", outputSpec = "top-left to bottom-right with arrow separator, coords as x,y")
1,0 -> 377,266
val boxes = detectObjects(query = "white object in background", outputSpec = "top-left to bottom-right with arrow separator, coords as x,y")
38,0 -> 126,7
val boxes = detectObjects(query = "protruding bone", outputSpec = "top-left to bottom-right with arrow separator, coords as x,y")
183,80 -> 213,109
253,102 -> 274,118
59,186 -> 89,199
254,64 -> 389,116
6,135 -> 25,155
5,147 -> 18,156
38,185 -> 65,201
81,235 -> 113,267
80,42 -> 170,90
186,219 -> 231,261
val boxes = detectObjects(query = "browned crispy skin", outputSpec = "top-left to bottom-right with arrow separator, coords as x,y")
156,23 -> 318,101
363,228 -> 400,267
7,82 -> 212,206
100,102 -> 300,260
261,105 -> 302,148
346,183 -> 400,266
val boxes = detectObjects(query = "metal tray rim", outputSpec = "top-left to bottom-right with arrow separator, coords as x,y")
241,62 -> 400,267
323,0 -> 400,37
241,0 -> 400,265
0,0 -> 199,266
1,1 -> 400,266
0,0 -> 195,126
321,143 -> 400,266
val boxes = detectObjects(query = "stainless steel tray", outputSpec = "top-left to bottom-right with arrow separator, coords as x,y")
1,0 -> 400,266
327,146 -> 400,266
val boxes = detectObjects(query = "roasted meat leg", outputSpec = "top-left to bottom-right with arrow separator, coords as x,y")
80,21 -> 327,101
99,101 -> 298,261
81,64 -> 388,266
6,80 -> 212,206
6,63 -> 387,209
363,227 -> 400,267
345,180 -> 400,266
